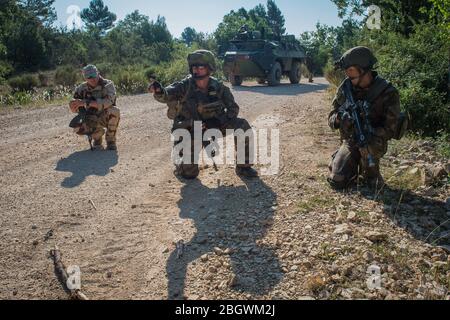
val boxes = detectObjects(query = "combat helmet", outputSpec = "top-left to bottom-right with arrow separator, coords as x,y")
335,46 -> 378,70
187,50 -> 216,74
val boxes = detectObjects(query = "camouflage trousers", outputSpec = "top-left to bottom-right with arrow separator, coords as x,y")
328,137 -> 388,189
173,117 -> 254,179
89,107 -> 121,144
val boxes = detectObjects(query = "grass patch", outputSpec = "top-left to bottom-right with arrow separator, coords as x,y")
297,194 -> 337,214
383,166 -> 423,191
8,74 -> 39,92
318,243 -> 335,261
0,88 -> 72,109
435,132 -> 450,159
289,172 -> 301,179
371,243 -> 412,272
355,210 -> 370,219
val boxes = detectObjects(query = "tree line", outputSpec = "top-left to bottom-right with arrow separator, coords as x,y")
0,0 -> 448,138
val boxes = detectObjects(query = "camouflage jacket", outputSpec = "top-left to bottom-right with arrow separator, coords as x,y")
73,77 -> 117,113
154,76 -> 239,123
328,72 -> 401,142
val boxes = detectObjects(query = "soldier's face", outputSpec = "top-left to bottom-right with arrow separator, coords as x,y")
345,66 -> 362,85
86,76 -> 99,87
345,66 -> 373,88
192,65 -> 209,78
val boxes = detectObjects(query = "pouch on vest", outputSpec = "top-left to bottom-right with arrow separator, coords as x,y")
366,78 -> 407,141
167,100 -> 180,120
170,77 -> 226,120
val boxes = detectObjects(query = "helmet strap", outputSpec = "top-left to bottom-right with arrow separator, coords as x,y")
192,73 -> 209,80
354,67 -> 371,88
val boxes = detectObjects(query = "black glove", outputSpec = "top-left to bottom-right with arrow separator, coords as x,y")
149,80 -> 163,93
339,111 -> 352,128
219,113 -> 237,129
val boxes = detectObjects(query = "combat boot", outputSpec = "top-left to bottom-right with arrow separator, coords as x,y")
235,166 -> 258,178
106,142 -> 117,151
93,138 -> 104,151
365,175 -> 385,190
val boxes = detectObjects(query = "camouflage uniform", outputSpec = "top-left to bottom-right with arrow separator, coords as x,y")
154,75 -> 254,179
73,76 -> 120,146
328,47 -> 400,189
328,47 -> 401,189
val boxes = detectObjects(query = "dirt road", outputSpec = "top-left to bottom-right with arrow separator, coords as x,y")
1,78 -> 448,300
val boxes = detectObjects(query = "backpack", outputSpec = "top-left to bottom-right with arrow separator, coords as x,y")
366,78 -> 408,140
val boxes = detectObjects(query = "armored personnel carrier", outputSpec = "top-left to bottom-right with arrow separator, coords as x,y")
222,29 -> 307,86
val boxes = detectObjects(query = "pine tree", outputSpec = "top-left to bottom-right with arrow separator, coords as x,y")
18,0 -> 57,26
81,0 -> 117,34
266,0 -> 286,39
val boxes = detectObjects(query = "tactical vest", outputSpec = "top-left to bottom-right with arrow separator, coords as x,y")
354,77 -> 408,140
167,77 -> 225,121
78,78 -> 116,108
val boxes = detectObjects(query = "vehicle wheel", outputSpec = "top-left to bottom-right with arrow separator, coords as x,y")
257,78 -> 266,84
289,61 -> 302,84
268,62 -> 282,86
229,74 -> 243,86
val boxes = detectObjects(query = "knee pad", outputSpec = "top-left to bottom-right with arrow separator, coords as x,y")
327,173 -> 352,190
176,164 -> 199,179
327,177 -> 348,190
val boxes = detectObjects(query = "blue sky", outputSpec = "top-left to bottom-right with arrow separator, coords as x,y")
54,0 -> 343,37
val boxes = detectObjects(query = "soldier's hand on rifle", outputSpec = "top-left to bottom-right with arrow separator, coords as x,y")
148,80 -> 162,94
339,111 -> 353,133
69,99 -> 85,113
219,113 -> 233,130
87,100 -> 100,110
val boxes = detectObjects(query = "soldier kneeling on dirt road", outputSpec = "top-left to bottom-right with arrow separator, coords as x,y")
328,46 -> 407,190
148,49 -> 258,179
69,65 -> 120,151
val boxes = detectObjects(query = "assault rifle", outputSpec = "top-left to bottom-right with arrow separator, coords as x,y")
339,79 -> 376,168
69,97 -> 98,151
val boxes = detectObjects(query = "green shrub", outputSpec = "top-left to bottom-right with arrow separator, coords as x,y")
359,24 -> 450,136
146,42 -> 174,63
13,91 -> 33,104
398,83 -> 449,136
0,61 -> 13,84
155,58 -> 190,85
8,74 -> 39,92
0,84 -> 12,96
436,131 -> 450,159
0,86 -> 72,108
96,62 -> 114,78
55,66 -> 80,87
110,67 -> 148,95
0,91 -> 33,106
144,66 -> 158,81
324,59 -> 345,88
38,73 -> 50,87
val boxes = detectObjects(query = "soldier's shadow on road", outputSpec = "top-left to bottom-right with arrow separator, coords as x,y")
166,175 -> 283,300
55,150 -> 118,188
232,82 -> 328,96
358,184 -> 449,247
